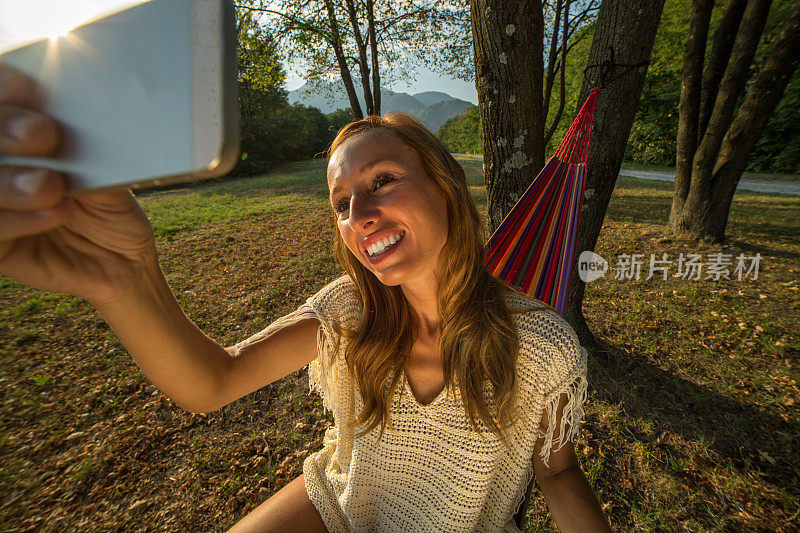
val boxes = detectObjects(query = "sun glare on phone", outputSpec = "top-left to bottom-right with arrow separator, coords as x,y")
0,1 -> 148,55
47,29 -> 72,42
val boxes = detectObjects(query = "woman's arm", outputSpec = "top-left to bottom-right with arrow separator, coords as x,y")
0,63 -> 320,415
536,454 -> 611,532
91,253 -> 234,414
532,392 -> 612,532
93,253 -> 320,414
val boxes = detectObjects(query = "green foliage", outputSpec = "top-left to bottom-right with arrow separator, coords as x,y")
744,0 -> 800,173
325,108 -> 356,137
235,104 -> 332,176
746,69 -> 800,174
31,375 -> 51,387
437,105 -> 482,154
544,22 -> 593,156
236,10 -> 288,118
247,0 -> 472,109
448,0 -> 799,174
622,0 -> 685,166
231,5 -> 349,177
623,0 -> 800,172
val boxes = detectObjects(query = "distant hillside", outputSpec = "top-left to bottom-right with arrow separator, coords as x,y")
381,92 -> 425,116
417,99 -> 474,133
413,91 -> 454,107
288,82 -> 472,133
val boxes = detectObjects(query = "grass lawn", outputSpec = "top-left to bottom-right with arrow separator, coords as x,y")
0,157 -> 797,531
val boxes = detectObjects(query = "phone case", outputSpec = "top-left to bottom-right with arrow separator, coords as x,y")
0,0 -> 240,194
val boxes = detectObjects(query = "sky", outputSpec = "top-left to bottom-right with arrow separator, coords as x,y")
0,0 -> 478,104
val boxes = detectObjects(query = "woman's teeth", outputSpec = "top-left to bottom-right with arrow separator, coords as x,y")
367,231 -> 404,257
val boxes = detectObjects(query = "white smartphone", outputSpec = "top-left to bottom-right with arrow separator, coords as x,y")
0,0 -> 240,194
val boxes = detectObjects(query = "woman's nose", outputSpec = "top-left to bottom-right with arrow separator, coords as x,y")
347,195 -> 380,231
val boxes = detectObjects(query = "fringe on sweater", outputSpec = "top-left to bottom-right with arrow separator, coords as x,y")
307,312 -> 340,415
535,345 -> 589,469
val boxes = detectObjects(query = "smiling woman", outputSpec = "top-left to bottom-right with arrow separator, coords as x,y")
0,55 -> 609,532
223,112 -> 611,532
327,127 -> 450,290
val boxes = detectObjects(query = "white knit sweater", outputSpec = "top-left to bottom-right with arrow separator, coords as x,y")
234,275 -> 589,533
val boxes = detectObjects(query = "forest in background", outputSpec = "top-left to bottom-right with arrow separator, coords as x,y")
438,0 -> 799,175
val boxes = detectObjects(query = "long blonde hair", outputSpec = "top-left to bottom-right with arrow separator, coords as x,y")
327,112 -> 524,446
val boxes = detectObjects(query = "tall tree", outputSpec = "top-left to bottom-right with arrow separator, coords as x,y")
669,0 -> 800,242
542,0 -> 600,146
471,0 -> 546,232
472,0 -> 666,348
237,0 -> 471,119
236,7 -> 288,117
564,1 -> 666,346
471,0 -> 601,232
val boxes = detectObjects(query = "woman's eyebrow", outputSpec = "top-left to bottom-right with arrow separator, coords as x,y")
360,156 -> 400,173
329,180 -> 344,200
329,157 -> 402,200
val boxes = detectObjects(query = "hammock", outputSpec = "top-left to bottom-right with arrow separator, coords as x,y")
485,87 -> 598,533
497,50 -> 650,529
484,87 -> 600,317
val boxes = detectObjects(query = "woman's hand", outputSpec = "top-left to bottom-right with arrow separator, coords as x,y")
0,63 -> 158,305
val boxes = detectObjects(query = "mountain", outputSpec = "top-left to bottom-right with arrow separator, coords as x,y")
288,83 -> 355,115
412,91 -> 455,107
288,82 -> 472,133
417,99 -> 474,132
381,91 -> 426,116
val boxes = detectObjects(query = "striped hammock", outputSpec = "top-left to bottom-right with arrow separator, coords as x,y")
484,87 -> 600,316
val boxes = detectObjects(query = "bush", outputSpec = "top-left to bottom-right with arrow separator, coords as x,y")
437,105 -> 482,154
326,108 -> 356,137
233,103 -> 341,176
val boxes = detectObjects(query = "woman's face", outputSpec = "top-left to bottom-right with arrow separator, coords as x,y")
327,128 -> 449,288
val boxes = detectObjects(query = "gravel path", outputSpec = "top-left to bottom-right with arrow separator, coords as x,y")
452,154 -> 800,197
618,169 -> 800,197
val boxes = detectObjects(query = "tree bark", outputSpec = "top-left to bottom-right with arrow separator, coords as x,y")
669,0 -> 774,241
471,0 -> 545,234
564,0 -> 665,348
703,0 -> 800,240
672,0 -> 713,227
698,0 -> 748,144
367,0 -> 381,115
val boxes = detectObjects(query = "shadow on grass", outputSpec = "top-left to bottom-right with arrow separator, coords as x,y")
603,188 -> 800,252
727,239 -> 800,262
588,342 -> 799,497
605,197 -> 672,226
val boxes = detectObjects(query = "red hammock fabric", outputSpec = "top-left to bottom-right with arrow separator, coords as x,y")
484,87 -> 600,316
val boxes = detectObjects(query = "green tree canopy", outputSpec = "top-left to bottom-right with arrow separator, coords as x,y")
444,0 -> 799,174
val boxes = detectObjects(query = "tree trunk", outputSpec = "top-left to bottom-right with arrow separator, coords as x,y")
345,0 -> 375,115
367,0 -> 381,115
703,0 -> 800,240
564,0 -> 665,348
669,0 -> 774,242
672,0 -> 713,229
698,0 -> 748,144
471,0 -> 545,234
324,0 -> 364,119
